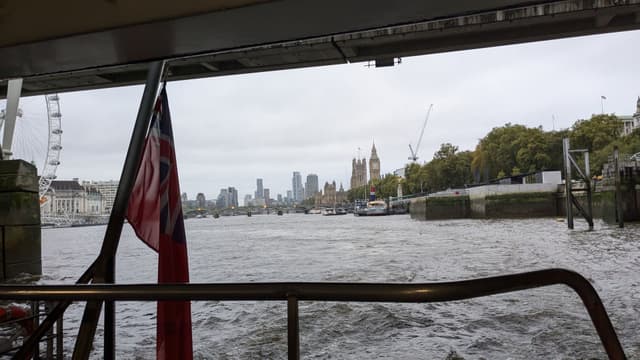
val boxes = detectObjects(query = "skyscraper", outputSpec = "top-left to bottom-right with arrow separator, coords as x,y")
369,142 -> 381,181
228,187 -> 239,208
216,189 -> 229,208
255,178 -> 264,199
305,174 -> 319,199
264,188 -> 270,206
196,193 -> 206,209
292,172 -> 304,203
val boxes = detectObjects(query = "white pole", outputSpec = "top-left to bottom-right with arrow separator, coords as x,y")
2,78 -> 24,159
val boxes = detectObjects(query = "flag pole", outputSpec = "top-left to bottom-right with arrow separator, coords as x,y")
72,60 -> 167,360
104,60 -> 167,359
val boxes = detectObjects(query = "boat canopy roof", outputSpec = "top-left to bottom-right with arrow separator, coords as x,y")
368,200 -> 387,207
1,1 -> 639,97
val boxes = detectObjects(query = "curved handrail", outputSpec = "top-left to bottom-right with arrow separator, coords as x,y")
0,268 -> 626,359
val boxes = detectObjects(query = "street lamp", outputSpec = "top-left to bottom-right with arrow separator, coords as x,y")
601,95 -> 606,114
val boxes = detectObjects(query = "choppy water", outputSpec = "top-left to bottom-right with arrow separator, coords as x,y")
40,215 -> 640,359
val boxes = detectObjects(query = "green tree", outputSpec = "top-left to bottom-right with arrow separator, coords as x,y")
423,143 -> 473,191
569,114 -> 623,175
372,174 -> 402,199
403,162 -> 429,194
543,129 -> 570,171
570,114 -> 621,152
347,174 -> 402,201
472,123 -> 557,180
589,128 -> 640,175
347,185 -> 368,202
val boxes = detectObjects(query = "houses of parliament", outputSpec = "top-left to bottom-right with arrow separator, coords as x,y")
310,143 -> 382,206
350,143 -> 381,189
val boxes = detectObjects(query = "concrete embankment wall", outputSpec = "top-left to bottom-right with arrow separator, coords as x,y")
411,182 -> 640,222
410,196 -> 470,220
468,184 -> 558,218
411,184 -> 558,220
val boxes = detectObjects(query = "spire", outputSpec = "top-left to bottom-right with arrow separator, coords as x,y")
370,141 -> 378,159
636,96 -> 640,114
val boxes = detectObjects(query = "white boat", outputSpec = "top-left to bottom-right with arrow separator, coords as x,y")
321,208 -> 337,216
356,200 -> 388,216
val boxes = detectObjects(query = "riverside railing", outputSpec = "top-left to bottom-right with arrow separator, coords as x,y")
0,268 -> 626,360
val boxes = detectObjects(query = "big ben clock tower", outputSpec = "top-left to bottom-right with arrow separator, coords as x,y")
369,142 -> 381,181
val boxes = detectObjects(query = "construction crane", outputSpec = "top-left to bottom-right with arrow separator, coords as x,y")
408,104 -> 433,162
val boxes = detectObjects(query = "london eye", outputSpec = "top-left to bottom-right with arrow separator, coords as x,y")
0,94 -> 63,204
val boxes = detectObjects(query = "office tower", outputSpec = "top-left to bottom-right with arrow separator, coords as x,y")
305,173 -> 319,199
228,187 -> 239,207
196,193 -> 206,209
292,172 -> 304,203
264,188 -> 270,206
255,178 -> 264,199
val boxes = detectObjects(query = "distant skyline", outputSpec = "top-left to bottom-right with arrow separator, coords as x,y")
2,30 -> 640,199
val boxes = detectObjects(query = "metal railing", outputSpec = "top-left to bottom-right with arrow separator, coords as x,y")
0,268 -> 626,359
0,301 -> 64,359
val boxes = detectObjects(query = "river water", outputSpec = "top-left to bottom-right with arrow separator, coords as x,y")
40,215 -> 640,359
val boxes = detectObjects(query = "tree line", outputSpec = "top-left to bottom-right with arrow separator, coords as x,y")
349,114 -> 640,199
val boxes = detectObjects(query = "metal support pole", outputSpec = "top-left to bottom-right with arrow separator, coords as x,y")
2,78 -> 23,159
563,138 -> 573,229
56,312 -> 64,360
614,147 -> 624,228
32,301 -> 40,360
584,152 -> 593,230
72,60 -> 166,360
72,300 -> 103,360
287,296 -> 300,360
45,303 -> 53,359
106,60 -> 166,359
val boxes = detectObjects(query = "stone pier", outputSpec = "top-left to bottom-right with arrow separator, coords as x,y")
0,160 -> 41,280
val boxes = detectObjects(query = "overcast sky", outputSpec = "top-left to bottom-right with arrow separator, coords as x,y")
4,30 -> 640,200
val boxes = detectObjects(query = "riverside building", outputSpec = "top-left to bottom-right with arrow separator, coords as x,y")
82,180 -> 118,214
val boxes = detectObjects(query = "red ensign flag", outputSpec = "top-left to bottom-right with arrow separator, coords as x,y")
126,87 -> 193,360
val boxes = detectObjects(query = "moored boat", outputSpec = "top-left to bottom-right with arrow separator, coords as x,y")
322,208 -> 337,216
355,200 -> 388,216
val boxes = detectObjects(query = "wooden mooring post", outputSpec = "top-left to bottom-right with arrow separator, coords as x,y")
562,138 -> 593,230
